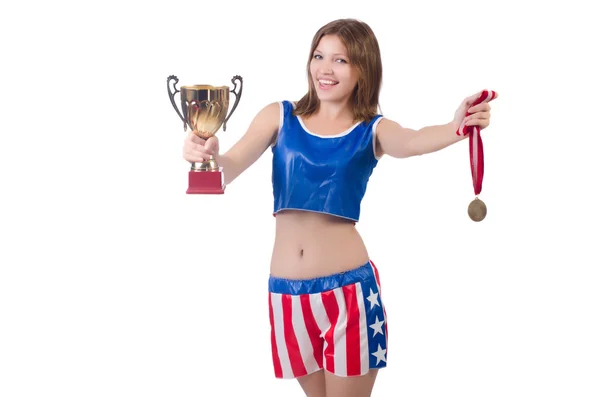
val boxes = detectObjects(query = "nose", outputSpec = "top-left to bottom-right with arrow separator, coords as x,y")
318,58 -> 335,74
320,64 -> 333,74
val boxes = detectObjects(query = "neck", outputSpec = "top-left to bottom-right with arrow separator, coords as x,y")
315,98 -> 354,121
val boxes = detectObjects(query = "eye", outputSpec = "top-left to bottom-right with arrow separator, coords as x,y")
336,58 -> 348,64
313,54 -> 322,60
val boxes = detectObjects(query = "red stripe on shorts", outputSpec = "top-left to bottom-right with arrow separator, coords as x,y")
321,290 -> 340,373
343,283 -> 361,376
268,293 -> 283,378
300,293 -> 323,368
282,294 -> 307,377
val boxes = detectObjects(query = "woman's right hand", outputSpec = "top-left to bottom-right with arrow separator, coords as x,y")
183,132 -> 220,163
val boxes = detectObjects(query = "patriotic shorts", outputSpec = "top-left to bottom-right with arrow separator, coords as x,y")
267,260 -> 388,379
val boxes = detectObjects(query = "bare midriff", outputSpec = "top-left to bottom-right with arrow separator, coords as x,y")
269,210 -> 370,279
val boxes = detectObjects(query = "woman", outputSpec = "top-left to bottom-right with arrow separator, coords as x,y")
183,18 -> 494,397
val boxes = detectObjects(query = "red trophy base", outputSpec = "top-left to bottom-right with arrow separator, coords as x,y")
187,169 -> 225,194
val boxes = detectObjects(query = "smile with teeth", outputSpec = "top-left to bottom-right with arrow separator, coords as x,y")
319,79 -> 338,85
318,79 -> 339,90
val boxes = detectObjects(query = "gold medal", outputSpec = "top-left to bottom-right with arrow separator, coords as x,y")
468,197 -> 487,222
457,90 -> 497,222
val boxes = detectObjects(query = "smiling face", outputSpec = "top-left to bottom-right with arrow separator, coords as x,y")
295,19 -> 383,123
309,34 -> 359,104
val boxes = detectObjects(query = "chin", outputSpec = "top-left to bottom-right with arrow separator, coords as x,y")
315,87 -> 348,102
317,93 -> 350,104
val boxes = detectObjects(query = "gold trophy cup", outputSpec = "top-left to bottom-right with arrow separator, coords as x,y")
167,75 -> 243,194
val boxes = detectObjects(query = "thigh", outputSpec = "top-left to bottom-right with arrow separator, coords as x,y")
325,369 -> 379,397
297,369 -> 326,397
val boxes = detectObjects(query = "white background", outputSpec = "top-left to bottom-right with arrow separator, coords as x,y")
1,0 -> 599,396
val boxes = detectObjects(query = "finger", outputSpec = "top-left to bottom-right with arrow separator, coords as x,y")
187,133 -> 206,145
466,117 -> 490,127
184,148 -> 210,162
205,136 -> 218,145
204,137 -> 218,153
465,91 -> 483,105
468,103 -> 491,114
465,90 -> 493,109
184,145 -> 206,156
184,140 -> 212,156
189,143 -> 214,156
193,141 -> 215,155
466,111 -> 490,121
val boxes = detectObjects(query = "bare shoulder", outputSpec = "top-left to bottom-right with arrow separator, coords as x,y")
251,101 -> 280,130
374,117 -> 416,158
260,101 -> 281,117
377,117 -> 403,132
235,101 -> 281,147
225,101 -> 281,158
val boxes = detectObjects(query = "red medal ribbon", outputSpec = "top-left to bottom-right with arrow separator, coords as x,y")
456,89 -> 498,196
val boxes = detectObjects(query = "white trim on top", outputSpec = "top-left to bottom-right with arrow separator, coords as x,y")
372,116 -> 384,160
271,101 -> 285,148
296,116 -> 361,138
274,207 -> 358,222
279,101 -> 284,133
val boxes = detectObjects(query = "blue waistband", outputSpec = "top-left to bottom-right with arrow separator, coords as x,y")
268,261 -> 374,295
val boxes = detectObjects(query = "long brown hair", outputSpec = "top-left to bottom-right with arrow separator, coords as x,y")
294,19 -> 383,123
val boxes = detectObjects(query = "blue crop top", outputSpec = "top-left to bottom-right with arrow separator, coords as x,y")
271,100 -> 383,222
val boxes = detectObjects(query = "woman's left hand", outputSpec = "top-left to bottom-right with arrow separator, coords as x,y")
453,91 -> 496,130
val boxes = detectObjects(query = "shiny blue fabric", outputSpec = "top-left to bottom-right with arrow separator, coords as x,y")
268,261 -> 374,294
272,100 -> 382,222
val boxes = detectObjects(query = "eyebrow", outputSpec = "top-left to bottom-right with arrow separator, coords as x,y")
313,49 -> 348,56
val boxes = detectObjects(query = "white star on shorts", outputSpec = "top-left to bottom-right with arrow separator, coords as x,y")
369,315 -> 385,337
371,344 -> 387,365
366,288 -> 380,310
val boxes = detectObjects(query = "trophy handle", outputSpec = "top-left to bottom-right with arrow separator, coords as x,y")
223,75 -> 243,132
167,75 -> 186,129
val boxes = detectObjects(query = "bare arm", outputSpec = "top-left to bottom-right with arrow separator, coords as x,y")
215,102 -> 280,185
375,118 -> 464,158
183,102 -> 280,184
376,94 -> 495,158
